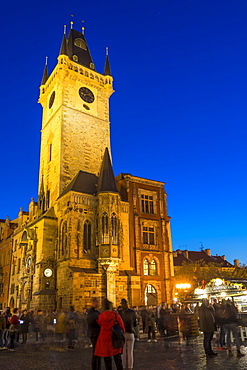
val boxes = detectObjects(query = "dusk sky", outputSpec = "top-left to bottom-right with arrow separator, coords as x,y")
1,1 -> 247,265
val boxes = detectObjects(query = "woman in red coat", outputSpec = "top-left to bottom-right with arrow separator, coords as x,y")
95,298 -> 125,370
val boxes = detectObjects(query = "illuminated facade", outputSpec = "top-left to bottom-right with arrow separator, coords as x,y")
2,28 -> 174,310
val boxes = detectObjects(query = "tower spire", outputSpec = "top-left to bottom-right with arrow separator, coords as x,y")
41,57 -> 49,85
97,148 -> 118,193
59,27 -> 68,56
104,47 -> 112,76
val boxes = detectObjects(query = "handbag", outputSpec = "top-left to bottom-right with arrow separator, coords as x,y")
112,313 -> 125,349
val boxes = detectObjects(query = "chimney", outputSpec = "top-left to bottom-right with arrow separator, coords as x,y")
234,259 -> 240,267
221,255 -> 226,261
183,250 -> 189,259
204,249 -> 211,256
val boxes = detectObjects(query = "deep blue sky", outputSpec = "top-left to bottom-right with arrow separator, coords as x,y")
1,1 -> 247,264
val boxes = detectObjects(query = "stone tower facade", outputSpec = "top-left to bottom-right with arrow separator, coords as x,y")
4,27 -> 174,311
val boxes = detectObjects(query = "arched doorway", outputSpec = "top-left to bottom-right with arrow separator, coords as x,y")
145,284 -> 157,306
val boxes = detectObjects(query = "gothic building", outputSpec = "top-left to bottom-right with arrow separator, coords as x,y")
1,27 -> 174,310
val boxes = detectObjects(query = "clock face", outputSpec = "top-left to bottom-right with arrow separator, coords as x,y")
79,87 -> 95,103
49,91 -> 55,108
44,268 -> 52,277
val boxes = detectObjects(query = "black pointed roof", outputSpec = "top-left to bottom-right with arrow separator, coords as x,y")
97,148 -> 118,193
67,29 -> 95,70
104,54 -> 112,76
59,171 -> 98,198
59,33 -> 68,56
41,62 -> 48,85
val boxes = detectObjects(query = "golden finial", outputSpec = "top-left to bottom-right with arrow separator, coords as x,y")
82,27 -> 85,35
64,25 -> 67,35
106,47 -> 109,56
70,21 -> 74,29
45,56 -> 48,65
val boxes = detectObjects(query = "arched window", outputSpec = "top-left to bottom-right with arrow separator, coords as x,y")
83,221 -> 91,252
144,259 -> 149,275
21,231 -> 28,241
150,259 -> 157,276
111,213 -> 117,244
102,213 -> 109,244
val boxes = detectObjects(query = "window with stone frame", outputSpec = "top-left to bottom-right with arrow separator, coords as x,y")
139,189 -> 158,214
143,258 -> 158,276
142,226 -> 155,245
141,194 -> 154,214
102,212 -> 109,244
111,213 -> 118,244
149,259 -> 158,276
83,220 -> 91,252
144,259 -> 149,275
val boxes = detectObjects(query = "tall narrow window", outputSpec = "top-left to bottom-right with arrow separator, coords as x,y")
144,259 -> 149,275
83,221 -> 91,251
46,190 -> 50,209
150,259 -> 157,276
102,213 -> 109,244
111,213 -> 117,244
49,144 -> 52,162
61,222 -> 67,256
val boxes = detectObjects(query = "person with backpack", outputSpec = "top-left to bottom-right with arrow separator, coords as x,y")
94,298 -> 125,370
118,298 -> 137,370
221,301 -> 245,356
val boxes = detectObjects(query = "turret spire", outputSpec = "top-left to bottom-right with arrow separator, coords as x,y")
97,148 -> 118,193
59,28 -> 68,56
104,47 -> 112,76
41,57 -> 49,85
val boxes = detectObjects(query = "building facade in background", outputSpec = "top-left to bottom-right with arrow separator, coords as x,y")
0,28 -> 174,310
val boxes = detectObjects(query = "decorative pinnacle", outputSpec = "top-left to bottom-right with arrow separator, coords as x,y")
82,26 -> 85,35
64,25 -> 66,34
45,56 -> 48,65
70,21 -> 74,29
106,47 -> 109,56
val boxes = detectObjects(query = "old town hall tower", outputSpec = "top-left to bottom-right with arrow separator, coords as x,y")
2,27 -> 174,311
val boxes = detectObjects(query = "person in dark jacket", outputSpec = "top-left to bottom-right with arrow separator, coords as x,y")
222,302 -> 245,356
19,309 -> 30,344
118,299 -> 137,370
87,297 -> 101,370
199,299 -> 217,357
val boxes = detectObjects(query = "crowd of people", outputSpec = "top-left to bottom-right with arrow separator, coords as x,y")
0,297 -> 246,368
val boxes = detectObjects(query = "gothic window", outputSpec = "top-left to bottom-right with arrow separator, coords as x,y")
46,190 -> 50,209
144,259 -> 149,275
111,213 -> 118,244
21,231 -> 28,241
143,258 -> 158,276
102,213 -> 109,244
142,226 -> 155,245
150,259 -> 157,276
61,222 -> 67,256
83,221 -> 91,252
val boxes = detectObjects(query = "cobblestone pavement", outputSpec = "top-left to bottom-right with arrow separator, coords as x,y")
1,334 -> 247,370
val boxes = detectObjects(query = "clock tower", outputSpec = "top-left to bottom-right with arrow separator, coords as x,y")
38,28 -> 114,208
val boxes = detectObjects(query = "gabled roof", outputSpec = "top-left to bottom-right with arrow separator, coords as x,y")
59,171 -> 98,198
173,249 -> 233,267
97,148 -> 118,193
188,251 -> 214,263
